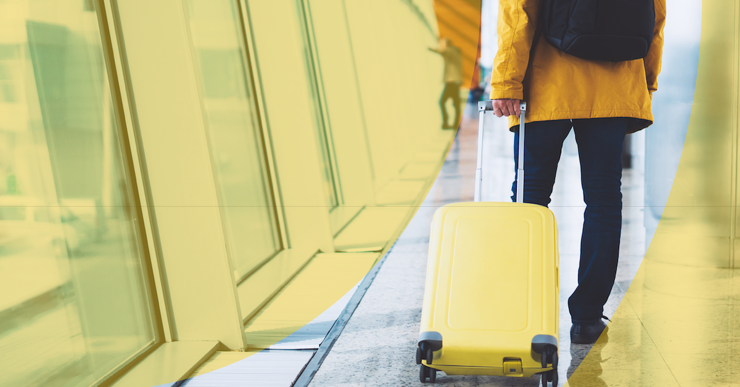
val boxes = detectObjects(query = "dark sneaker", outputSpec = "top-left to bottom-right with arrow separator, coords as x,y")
570,317 -> 609,344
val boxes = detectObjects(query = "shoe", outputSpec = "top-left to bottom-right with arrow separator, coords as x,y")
570,317 -> 609,344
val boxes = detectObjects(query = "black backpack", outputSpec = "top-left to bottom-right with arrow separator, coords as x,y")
541,0 -> 655,62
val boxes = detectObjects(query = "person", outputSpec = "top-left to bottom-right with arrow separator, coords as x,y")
489,0 -> 666,344
429,38 -> 463,129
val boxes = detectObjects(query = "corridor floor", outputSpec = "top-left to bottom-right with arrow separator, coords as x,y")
308,105 -> 647,386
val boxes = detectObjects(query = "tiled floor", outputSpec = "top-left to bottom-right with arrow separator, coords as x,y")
308,104 -> 647,386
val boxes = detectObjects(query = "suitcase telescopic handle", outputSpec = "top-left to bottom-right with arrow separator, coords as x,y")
475,100 -> 527,203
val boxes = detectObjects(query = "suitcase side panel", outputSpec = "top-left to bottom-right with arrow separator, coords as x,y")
419,209 -> 445,333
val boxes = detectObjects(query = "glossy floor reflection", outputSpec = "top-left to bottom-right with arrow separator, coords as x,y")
308,103 -> 647,386
565,245 -> 740,387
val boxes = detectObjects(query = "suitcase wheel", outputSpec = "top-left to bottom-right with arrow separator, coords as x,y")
541,345 -> 557,368
550,352 -> 558,386
420,365 -> 436,383
541,369 -> 558,387
540,350 -> 559,386
418,342 -> 434,365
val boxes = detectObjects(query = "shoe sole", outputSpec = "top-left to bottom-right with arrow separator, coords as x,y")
571,326 -> 608,345
570,335 -> 600,345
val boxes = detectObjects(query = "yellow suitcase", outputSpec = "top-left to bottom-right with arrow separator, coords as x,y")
417,101 -> 559,385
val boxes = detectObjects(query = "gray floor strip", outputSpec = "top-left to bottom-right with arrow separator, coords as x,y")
291,246 -> 394,387
180,350 -> 316,387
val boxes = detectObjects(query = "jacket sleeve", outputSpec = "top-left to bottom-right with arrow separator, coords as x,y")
490,0 -> 541,100
644,0 -> 666,97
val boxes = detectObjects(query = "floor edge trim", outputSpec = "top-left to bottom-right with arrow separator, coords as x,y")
291,244 -> 395,387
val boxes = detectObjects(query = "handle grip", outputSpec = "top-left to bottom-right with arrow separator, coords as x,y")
474,100 -> 527,203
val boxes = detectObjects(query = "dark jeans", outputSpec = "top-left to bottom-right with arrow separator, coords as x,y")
440,82 -> 462,127
511,118 -> 629,323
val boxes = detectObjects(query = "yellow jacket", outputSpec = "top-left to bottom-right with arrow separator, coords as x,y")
490,0 -> 666,133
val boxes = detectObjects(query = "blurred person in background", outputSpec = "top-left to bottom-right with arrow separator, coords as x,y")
429,37 -> 463,129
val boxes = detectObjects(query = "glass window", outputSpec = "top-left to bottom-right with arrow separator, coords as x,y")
0,1 -> 157,385
183,0 -> 282,280
301,3 -> 340,212
245,0 -> 340,212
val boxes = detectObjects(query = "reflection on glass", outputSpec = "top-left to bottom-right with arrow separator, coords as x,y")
244,0 -> 340,213
184,0 -> 282,279
0,1 -> 157,386
314,118 -> 339,209
302,3 -> 339,211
